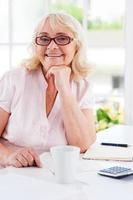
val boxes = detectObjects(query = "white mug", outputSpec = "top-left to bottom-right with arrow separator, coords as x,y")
50,145 -> 80,184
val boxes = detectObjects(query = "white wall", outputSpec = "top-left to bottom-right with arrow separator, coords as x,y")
125,0 -> 133,124
87,31 -> 123,48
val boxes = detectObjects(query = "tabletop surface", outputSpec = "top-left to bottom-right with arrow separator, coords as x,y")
0,125 -> 133,200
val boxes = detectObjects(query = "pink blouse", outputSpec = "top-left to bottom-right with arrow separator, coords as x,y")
0,67 -> 94,152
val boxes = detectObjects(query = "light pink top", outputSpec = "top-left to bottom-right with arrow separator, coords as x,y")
0,67 -> 94,152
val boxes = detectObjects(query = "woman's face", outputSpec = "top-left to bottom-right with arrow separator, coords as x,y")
35,20 -> 77,71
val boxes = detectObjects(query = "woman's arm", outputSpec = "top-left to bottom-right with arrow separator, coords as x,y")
0,108 -> 20,151
46,66 -> 96,152
0,108 -> 12,160
59,89 -> 96,152
0,108 -> 41,167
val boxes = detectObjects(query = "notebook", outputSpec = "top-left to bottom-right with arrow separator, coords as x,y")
82,145 -> 133,161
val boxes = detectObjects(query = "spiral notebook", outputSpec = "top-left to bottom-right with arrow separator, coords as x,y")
82,145 -> 133,161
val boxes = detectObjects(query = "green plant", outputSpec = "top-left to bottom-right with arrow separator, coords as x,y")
51,2 -> 123,31
50,3 -> 83,23
88,18 -> 123,30
96,105 -> 124,132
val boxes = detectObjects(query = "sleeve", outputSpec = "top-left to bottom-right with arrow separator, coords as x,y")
0,71 -> 14,113
76,78 -> 95,109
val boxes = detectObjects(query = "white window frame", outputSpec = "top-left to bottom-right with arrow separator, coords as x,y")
0,0 -> 123,69
125,0 -> 133,125
0,0 -> 49,70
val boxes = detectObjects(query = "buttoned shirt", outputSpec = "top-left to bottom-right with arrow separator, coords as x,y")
0,67 -> 94,153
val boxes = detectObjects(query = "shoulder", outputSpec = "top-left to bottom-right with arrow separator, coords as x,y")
1,67 -> 27,80
0,67 -> 34,91
1,67 -> 40,83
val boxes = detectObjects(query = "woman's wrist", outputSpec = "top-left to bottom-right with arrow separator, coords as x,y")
58,85 -> 71,97
0,149 -> 12,166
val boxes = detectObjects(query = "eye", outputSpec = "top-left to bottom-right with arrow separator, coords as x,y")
56,36 -> 69,43
40,36 -> 50,42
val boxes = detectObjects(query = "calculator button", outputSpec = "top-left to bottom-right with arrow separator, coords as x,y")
98,166 -> 133,178
100,166 -> 131,174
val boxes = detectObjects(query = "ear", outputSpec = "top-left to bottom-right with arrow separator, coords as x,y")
75,42 -> 80,53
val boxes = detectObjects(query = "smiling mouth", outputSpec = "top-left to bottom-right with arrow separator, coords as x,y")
45,54 -> 64,57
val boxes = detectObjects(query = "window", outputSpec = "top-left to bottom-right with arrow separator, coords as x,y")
0,0 -> 9,74
0,0 -> 125,114
0,0 -> 47,76
87,0 -> 125,105
0,0 -> 8,42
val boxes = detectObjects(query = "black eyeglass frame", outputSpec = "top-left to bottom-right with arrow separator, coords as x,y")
35,35 -> 74,46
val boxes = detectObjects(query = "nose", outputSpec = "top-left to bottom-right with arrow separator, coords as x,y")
47,39 -> 58,49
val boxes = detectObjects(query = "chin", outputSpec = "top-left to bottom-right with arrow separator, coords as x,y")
45,62 -> 65,67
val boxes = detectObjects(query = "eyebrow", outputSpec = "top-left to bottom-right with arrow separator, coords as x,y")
38,32 -> 69,36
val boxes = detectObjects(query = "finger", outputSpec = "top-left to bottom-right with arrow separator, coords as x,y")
45,72 -> 50,79
16,154 -> 29,167
12,159 -> 23,168
45,71 -> 53,79
46,67 -> 58,78
28,148 -> 42,168
21,152 -> 34,166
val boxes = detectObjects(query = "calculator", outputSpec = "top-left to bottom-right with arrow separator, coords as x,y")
98,166 -> 133,178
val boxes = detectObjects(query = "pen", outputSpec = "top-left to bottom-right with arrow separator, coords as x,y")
101,142 -> 128,147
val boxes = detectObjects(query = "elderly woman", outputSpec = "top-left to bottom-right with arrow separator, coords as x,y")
0,12 -> 96,168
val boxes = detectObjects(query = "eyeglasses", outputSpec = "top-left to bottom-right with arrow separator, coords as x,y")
35,35 -> 74,46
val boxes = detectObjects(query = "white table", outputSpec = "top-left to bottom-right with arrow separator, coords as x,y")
96,124 -> 133,145
0,125 -> 133,200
